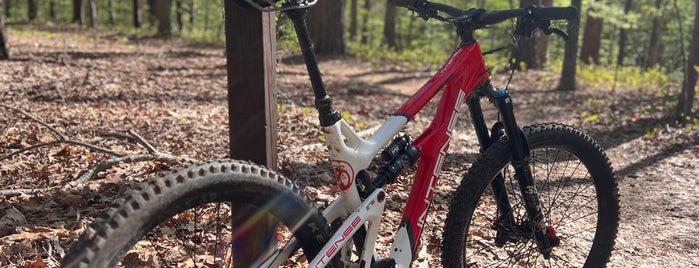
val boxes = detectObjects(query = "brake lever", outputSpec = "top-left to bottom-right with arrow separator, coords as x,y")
408,1 -> 437,21
543,27 -> 569,41
528,19 -> 570,41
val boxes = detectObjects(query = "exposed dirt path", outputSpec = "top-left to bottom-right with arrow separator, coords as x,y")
1,27 -> 698,267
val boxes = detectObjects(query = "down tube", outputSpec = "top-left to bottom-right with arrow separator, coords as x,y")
397,47 -> 489,257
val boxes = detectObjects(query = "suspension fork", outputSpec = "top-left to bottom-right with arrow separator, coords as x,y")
475,82 -> 556,257
466,89 -> 516,236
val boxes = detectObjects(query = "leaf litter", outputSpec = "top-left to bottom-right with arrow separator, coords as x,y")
1,25 -> 698,267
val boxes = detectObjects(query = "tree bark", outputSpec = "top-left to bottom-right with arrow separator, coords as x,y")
645,0 -> 666,69
580,2 -> 603,65
557,0 -> 581,91
383,2 -> 397,48
175,0 -> 183,32
72,0 -> 83,24
675,0 -> 699,121
49,0 -> 56,21
86,0 -> 97,28
307,0 -> 345,54
514,0 -> 549,70
155,0 -> 171,37
27,0 -> 38,21
360,0 -> 370,44
616,0 -> 633,66
0,0 -> 9,60
349,0 -> 358,40
107,0 -> 115,26
4,0 -> 10,19
133,0 -> 142,28
535,0 -> 553,66
188,0 -> 194,30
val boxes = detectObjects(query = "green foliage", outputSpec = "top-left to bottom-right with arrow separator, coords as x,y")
549,61 -> 678,93
1,0 -> 695,77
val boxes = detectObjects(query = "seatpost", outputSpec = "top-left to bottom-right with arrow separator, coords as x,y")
284,8 -> 341,127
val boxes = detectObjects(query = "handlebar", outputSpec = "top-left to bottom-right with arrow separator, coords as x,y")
388,0 -> 578,26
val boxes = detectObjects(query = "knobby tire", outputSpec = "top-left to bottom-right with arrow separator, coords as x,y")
62,160 -> 331,268
442,123 -> 620,267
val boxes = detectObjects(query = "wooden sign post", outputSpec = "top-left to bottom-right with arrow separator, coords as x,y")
223,1 -> 278,266
225,1 -> 278,169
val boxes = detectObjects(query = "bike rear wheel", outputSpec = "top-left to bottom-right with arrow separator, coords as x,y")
442,123 -> 620,267
62,160 -> 331,268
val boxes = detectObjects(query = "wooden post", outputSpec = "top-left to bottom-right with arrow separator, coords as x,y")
224,1 -> 277,168
223,2 -> 277,266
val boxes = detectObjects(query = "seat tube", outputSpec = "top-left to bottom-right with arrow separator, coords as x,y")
284,8 -> 341,127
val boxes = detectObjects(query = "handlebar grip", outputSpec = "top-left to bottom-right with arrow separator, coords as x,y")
388,0 -> 463,18
478,9 -> 528,25
478,6 -> 577,25
424,2 -> 463,17
531,6 -> 578,21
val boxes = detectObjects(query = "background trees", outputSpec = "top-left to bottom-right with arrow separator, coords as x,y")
0,0 -> 8,60
0,0 -> 696,120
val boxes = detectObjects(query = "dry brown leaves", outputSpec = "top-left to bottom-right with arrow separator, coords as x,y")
1,25 -> 698,267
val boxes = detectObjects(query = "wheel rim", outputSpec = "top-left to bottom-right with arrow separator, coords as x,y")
465,147 -> 599,267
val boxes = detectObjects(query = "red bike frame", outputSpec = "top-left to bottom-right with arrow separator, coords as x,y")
395,42 -> 490,250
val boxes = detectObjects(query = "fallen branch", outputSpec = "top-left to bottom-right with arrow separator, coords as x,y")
0,105 -> 188,196
62,152 -> 182,190
0,104 -> 123,162
0,188 -> 52,197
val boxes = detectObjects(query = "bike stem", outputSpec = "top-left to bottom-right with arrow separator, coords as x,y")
285,8 -> 341,127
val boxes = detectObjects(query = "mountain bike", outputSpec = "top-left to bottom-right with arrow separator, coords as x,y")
62,0 -> 619,267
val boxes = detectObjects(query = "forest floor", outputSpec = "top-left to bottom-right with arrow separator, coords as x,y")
1,25 -> 698,267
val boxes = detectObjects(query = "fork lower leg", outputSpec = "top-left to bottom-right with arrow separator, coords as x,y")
481,83 -> 556,257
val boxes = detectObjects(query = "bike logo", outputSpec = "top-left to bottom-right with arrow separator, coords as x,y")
332,160 -> 354,191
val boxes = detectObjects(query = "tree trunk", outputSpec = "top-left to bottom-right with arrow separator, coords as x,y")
133,0 -> 142,28
675,0 -> 699,121
107,0 -> 115,26
383,2 -> 397,48
203,0 -> 210,32
155,0 -> 171,37
85,0 -> 97,28
48,0 -> 57,21
147,0 -> 157,26
72,0 -> 82,24
188,0 -> 194,30
580,2 -> 603,65
514,0 -> 549,70
0,0 -> 9,60
27,0 -> 38,21
349,0 -> 357,40
175,0 -> 183,32
645,0 -> 666,69
4,0 -> 10,19
360,0 -> 370,44
535,0 -> 552,65
616,0 -> 633,66
557,0 -> 581,91
307,0 -> 345,54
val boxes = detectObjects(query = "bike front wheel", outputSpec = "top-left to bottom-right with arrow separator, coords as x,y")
442,123 -> 620,267
62,160 -> 331,268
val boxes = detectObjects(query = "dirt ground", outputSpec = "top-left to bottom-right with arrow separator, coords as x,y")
1,26 -> 698,267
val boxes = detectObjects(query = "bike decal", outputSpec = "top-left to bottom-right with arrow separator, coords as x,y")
332,160 -> 354,191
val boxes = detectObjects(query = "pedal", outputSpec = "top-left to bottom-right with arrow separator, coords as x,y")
370,258 -> 396,268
